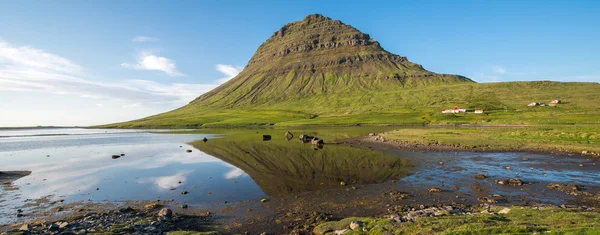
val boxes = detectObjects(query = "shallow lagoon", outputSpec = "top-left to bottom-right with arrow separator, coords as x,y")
1,127 -> 599,226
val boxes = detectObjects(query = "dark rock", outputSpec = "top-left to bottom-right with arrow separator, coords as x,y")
48,223 -> 60,231
299,134 -> 314,143
263,135 -> 272,141
186,149 -> 192,153
203,137 -> 208,142
311,137 -> 324,145
111,155 -> 121,159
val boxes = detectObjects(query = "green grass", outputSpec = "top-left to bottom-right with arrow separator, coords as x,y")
314,207 -> 600,234
98,81 -> 600,128
379,125 -> 600,154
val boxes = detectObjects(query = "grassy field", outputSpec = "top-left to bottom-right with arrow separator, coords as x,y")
161,207 -> 600,235
313,206 -> 600,235
99,81 -> 600,128
377,125 -> 600,154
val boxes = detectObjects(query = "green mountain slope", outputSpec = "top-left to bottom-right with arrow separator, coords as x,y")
100,15 -> 600,128
192,14 -> 471,108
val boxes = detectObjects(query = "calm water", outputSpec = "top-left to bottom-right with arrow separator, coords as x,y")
0,128 -> 264,224
1,127 -> 599,225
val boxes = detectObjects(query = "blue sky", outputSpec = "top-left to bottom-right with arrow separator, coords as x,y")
1,1 -> 599,126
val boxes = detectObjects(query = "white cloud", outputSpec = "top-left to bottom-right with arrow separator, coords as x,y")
121,53 -> 185,77
224,167 -> 247,179
492,65 -> 506,74
153,170 -> 193,189
0,40 -> 82,74
216,64 -> 242,83
132,36 -> 159,42
0,40 -> 216,106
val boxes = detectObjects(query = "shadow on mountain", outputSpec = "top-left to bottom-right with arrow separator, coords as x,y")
191,137 -> 411,196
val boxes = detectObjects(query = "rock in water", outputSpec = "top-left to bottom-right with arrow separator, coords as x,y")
284,131 -> 293,140
475,174 -> 487,179
111,155 -> 121,159
157,208 -> 172,218
186,149 -> 192,153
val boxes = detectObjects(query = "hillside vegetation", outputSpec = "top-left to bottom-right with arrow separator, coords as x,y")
99,14 -> 599,128
101,81 -> 600,128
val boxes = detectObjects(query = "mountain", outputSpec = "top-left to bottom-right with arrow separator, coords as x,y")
191,14 -> 471,108
100,14 -> 600,128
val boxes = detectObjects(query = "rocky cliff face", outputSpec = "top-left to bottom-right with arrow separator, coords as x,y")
190,14 -> 472,107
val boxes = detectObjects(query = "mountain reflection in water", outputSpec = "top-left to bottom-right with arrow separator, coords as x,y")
192,135 -> 412,196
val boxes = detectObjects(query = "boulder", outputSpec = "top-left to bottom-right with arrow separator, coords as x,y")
48,223 -> 59,231
498,207 -> 511,214
299,134 -> 314,143
477,197 -> 497,204
263,135 -> 272,141
58,222 -> 69,229
186,149 -> 192,153
311,137 -> 324,145
111,155 -> 121,159
349,221 -> 363,230
475,174 -> 487,179
284,131 -> 294,140
335,229 -> 349,235
19,224 -> 31,232
496,178 -> 523,186
157,208 -> 172,218
203,137 -> 208,142
429,187 -> 442,193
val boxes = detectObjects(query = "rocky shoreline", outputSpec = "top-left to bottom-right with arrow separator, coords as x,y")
2,201 -> 598,235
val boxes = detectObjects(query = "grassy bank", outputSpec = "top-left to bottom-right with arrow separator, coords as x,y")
313,206 -> 600,235
375,125 -> 600,155
99,81 -> 600,128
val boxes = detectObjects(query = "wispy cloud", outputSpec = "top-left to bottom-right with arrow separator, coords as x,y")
0,40 -> 83,74
131,36 -> 159,43
121,53 -> 185,77
0,40 -> 215,106
492,65 -> 506,74
216,64 -> 242,83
